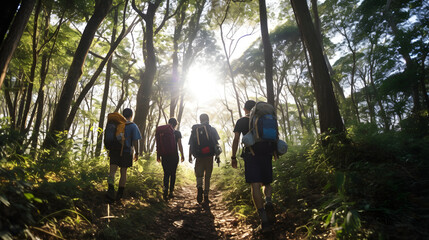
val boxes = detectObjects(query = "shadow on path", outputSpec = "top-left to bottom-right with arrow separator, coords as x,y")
146,184 -> 254,239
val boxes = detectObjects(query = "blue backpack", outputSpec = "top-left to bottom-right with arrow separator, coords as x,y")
242,102 -> 288,156
244,102 -> 278,143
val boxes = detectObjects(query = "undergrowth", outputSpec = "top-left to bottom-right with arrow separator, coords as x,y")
0,120 -> 168,239
218,119 -> 429,239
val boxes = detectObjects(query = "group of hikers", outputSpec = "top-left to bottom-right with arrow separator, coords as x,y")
103,100 -> 284,232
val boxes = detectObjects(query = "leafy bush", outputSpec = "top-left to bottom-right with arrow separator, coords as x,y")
0,122 -> 39,239
0,167 -> 40,239
215,160 -> 254,220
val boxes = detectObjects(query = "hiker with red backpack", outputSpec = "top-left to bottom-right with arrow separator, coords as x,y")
155,118 -> 185,200
231,100 -> 282,233
189,113 -> 221,204
104,108 -> 142,202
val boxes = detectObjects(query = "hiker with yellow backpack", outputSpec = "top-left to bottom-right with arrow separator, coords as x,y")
104,108 -> 142,202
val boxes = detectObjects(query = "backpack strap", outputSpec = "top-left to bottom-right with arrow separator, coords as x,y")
120,122 -> 133,157
196,127 -> 200,145
254,116 -> 260,139
241,116 -> 256,156
203,125 -> 209,140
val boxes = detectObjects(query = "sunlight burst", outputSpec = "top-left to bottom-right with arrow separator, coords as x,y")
185,66 -> 222,104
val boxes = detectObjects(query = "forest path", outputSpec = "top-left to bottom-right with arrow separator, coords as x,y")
145,183 -> 255,239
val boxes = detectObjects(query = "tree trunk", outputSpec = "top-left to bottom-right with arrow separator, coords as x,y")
358,66 -> 376,123
95,6 -> 121,157
66,3 -> 135,132
20,0 -> 42,134
43,0 -> 112,149
259,0 -> 275,106
0,0 -> 20,46
170,2 -> 187,118
384,1 -> 421,115
0,0 -> 36,90
420,53 -> 429,113
133,2 -> 160,153
291,0 -> 344,134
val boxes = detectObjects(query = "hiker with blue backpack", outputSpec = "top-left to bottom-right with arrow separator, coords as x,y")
104,108 -> 142,202
155,118 -> 185,200
231,100 -> 287,233
189,113 -> 221,204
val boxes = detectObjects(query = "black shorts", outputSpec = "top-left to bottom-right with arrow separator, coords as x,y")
109,151 -> 133,168
243,152 -> 273,184
161,154 -> 179,174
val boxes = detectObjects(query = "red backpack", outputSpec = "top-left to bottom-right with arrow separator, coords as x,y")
155,125 -> 177,156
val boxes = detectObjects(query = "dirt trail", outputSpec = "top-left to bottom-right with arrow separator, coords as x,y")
146,184 -> 256,239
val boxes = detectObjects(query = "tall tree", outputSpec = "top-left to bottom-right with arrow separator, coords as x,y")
0,0 -> 20,46
357,0 -> 428,116
218,0 -> 257,119
258,0 -> 274,106
43,0 -> 113,149
169,1 -> 188,118
291,0 -> 344,134
0,0 -> 36,90
132,0 -> 178,153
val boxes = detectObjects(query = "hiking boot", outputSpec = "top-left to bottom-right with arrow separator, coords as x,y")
197,187 -> 203,204
163,191 -> 168,201
106,184 -> 115,201
265,202 -> 276,224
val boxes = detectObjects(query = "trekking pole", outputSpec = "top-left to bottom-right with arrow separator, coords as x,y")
215,155 -> 220,167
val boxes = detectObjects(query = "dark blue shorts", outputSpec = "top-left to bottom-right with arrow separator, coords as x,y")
109,151 -> 133,168
243,152 -> 273,184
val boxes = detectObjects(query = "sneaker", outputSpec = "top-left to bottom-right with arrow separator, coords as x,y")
265,202 -> 276,224
197,187 -> 203,204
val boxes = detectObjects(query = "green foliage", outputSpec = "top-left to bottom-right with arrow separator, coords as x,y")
0,167 -> 38,239
0,116 -> 168,239
0,119 -> 24,158
0,122 -> 38,239
218,120 -> 429,239
215,160 -> 254,220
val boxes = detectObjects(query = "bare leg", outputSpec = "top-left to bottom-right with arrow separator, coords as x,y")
109,164 -> 118,183
251,182 -> 269,227
263,184 -> 272,202
251,183 -> 264,209
106,164 -> 118,200
119,167 -> 127,187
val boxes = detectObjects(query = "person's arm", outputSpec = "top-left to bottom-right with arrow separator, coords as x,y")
178,138 -> 185,162
231,132 -> 240,169
133,139 -> 139,161
133,123 -> 142,161
156,141 -> 160,162
189,145 -> 193,163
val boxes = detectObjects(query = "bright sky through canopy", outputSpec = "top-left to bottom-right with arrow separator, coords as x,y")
185,65 -> 222,104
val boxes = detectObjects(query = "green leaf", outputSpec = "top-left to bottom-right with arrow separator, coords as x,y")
23,192 -> 34,200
